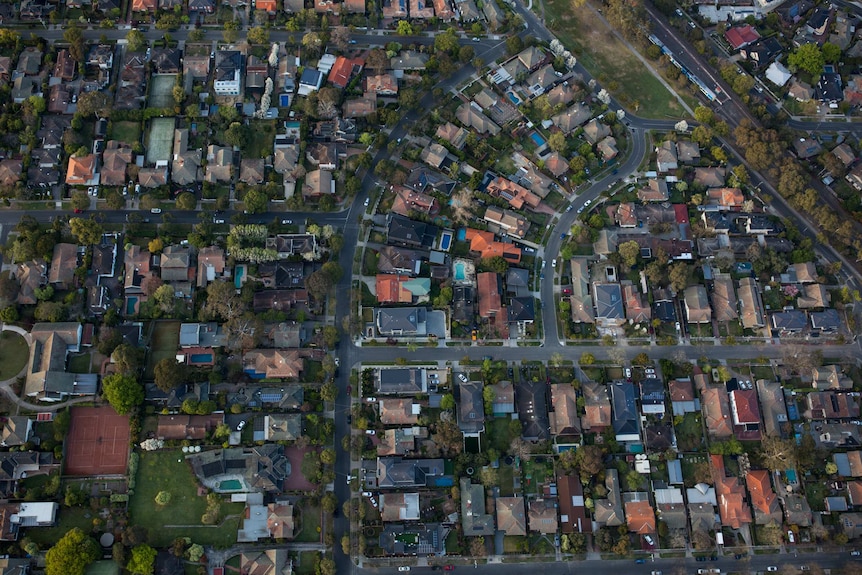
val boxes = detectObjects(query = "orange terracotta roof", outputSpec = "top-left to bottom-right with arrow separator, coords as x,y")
464,228 -> 521,263
745,469 -> 776,515
624,500 -> 656,534
375,274 -> 412,304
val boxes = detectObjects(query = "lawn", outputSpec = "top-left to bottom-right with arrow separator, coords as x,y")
0,331 -> 28,380
487,417 -> 518,454
674,412 -> 705,451
294,552 -> 319,575
26,506 -> 94,546
145,321 -> 181,379
498,464 -> 516,496
86,561 -> 119,575
294,502 -> 322,543
111,121 -> 141,146
68,353 -> 94,374
129,451 -> 244,547
543,0 -> 688,119
244,120 -> 277,158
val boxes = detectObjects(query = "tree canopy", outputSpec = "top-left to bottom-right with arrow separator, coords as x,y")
102,373 -> 144,415
127,544 -> 157,575
153,358 -> 186,392
45,528 -> 99,575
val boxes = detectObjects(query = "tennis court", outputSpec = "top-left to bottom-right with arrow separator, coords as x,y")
148,74 -> 178,109
65,407 -> 130,476
146,117 -> 176,165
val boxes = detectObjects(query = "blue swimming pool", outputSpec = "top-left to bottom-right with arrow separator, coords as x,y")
126,296 -> 138,316
190,353 -> 213,363
235,265 -> 246,289
530,132 -> 546,147
506,91 -> 522,105
219,479 -> 243,491
439,231 -> 453,251
454,261 -> 466,281
785,469 -> 798,483
279,94 -> 290,107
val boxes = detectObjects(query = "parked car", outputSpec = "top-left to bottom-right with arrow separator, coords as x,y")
734,554 -> 745,560
651,572 -> 662,575
150,208 -> 162,214
281,219 -> 292,224
635,559 -> 645,564
398,567 -> 411,572
365,397 -> 377,403
365,429 -> 375,435
458,373 -> 468,382
443,567 -> 455,572
852,551 -> 861,556
767,568 -> 778,572
236,420 -> 246,431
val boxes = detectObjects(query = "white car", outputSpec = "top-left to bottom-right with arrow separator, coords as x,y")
767,568 -> 778,572
236,420 -> 246,431
552,259 -> 557,267
852,551 -> 861,556
365,429 -> 376,435
365,396 -> 377,403
282,219 -> 292,224
398,568 -> 411,573
150,208 -> 162,214
346,475 -> 355,484
584,199 -> 592,206
361,491 -> 372,497
458,373 -> 468,383
213,219 -> 225,224
364,197 -> 370,206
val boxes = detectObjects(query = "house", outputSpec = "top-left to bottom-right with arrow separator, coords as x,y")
832,143 -> 856,167
264,413 -> 302,441
550,384 -> 581,438
729,388 -> 761,440
376,368 -> 427,395
707,187 -> 745,209
669,378 -> 699,416
214,51 -> 243,96
771,310 -> 808,334
379,398 -> 420,425
625,499 -> 656,535
694,166 -> 726,188
610,382 -> 639,442
366,73 -> 398,96
420,142 -> 449,170
785,262 -> 818,284
477,272 -> 503,320
755,379 -> 788,438
205,145 -> 232,183
740,37 -> 782,67
583,119 -> 611,145
489,380 -> 515,415
622,284 -> 651,323
380,493 -> 420,522
243,349 -> 305,379
53,49 -> 76,81
529,499 -> 559,534
435,122 -> 468,150
239,548 -> 291,575
343,0 -> 365,12
547,82 -> 576,107
569,258 -> 595,324
377,457 -> 445,489
387,214 -> 438,249
638,178 -> 669,202
344,96 -> 376,118
15,260 -> 46,306
65,154 -> 97,186
653,288 -> 676,323
496,496 -> 527,536
593,282 -> 625,327
138,167 -> 168,189
15,47 -> 42,75
382,0 -> 408,18
517,380 -> 549,441
807,391 -> 860,419
552,103 -> 591,134
594,469 -> 624,527
812,365 -> 853,390
784,493 -> 812,526
702,386 -> 733,439
656,141 -> 678,173
724,24 -> 760,49
581,381 -> 611,431
172,130 -> 202,186
131,0 -> 156,10
156,414 -> 223,441
48,243 -> 78,290
457,381 -> 485,436
455,103 -> 501,135
484,206 -> 529,239
746,469 -> 782,525
544,152 -> 569,178
526,65 -> 558,96
793,137 -> 823,160
465,229 -> 521,263
460,478 -> 494,535
409,0 -> 435,18
0,418 -> 32,448
100,141 -> 133,186
640,379 -> 665,416
183,55 -> 211,79
456,0 -> 481,21
482,0 -> 504,29
711,273 -> 739,322
684,285 -> 712,323
711,454 -> 752,529
789,79 -> 815,102
376,307 -> 428,337
557,474 -> 588,533
738,277 -> 766,329
328,56 -> 363,89
160,245 -> 192,283
765,61 -> 793,87
25,323 -> 97,401
796,283 -> 829,309
810,309 -> 841,332
391,187 -> 437,218
273,139 -> 300,176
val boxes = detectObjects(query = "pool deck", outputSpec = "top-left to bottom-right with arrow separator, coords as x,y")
180,347 -> 216,366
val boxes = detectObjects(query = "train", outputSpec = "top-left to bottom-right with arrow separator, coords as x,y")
648,34 -> 718,102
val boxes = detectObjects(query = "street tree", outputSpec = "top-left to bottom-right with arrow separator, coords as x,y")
247,26 -> 269,44
69,218 -> 103,246
102,373 -> 144,415
70,191 -> 90,210
126,29 -> 146,51
176,192 -> 196,210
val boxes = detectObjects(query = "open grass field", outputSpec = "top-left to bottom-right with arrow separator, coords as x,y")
543,0 -> 688,119
146,117 -> 176,165
145,321 -> 181,378
0,331 -> 28,380
110,121 -> 141,146
130,451 -> 244,547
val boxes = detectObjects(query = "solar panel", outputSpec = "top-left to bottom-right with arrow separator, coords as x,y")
260,393 -> 282,403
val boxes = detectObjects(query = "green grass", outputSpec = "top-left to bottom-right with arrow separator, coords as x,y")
498,464 -> 516,496
145,320 -> 181,379
244,120 -> 277,158
111,121 -> 142,146
26,506 -> 94,547
294,503 -> 322,542
294,551 -> 318,575
129,451 -> 244,548
504,535 -> 528,553
0,331 -> 28,380
488,417 -> 517,454
86,561 -> 119,575
543,0 -> 688,119
68,353 -> 93,374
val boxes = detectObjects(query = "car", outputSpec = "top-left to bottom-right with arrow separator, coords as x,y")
709,556 -> 718,561
349,39 -> 357,44
635,559 -> 645,564
767,568 -> 778,572
473,37 -> 481,41
361,491 -> 372,497
566,205 -> 573,212
560,233 -> 567,240
398,566 -> 411,572
236,420 -> 246,431
458,373 -> 468,383
346,415 -> 352,424
71,93 -> 77,103
651,572 -> 662,575
552,259 -> 557,267
800,567 -> 810,571
213,219 -> 225,224
281,219 -> 292,224
365,429 -> 375,435
346,475 -> 355,484
482,355 -> 492,361
696,557 -> 707,562
852,551 -> 862,556
675,8 -> 683,15
73,208 -> 83,213
443,567 -> 455,572
364,197 -> 370,206
675,321 -> 681,331
624,368 -> 632,378
541,260 -> 546,269
577,206 -> 584,214
150,208 -> 162,214
365,396 -> 377,403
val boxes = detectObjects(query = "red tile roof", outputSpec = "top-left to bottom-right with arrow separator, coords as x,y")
745,469 -> 776,516
477,272 -> 502,318
724,25 -> 760,50
730,389 -> 760,425
464,228 -> 521,263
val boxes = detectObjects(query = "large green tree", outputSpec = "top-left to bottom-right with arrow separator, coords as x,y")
69,218 -> 103,246
153,358 -> 186,392
45,528 -> 99,575
788,42 -> 825,76
102,373 -> 144,415
127,544 -> 157,575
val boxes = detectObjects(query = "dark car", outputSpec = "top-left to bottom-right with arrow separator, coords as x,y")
709,556 -> 718,561
347,415 -> 352,425
734,554 -> 745,560
635,559 -> 646,564
696,556 -> 707,562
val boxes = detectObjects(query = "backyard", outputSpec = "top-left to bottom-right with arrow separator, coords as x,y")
0,331 -> 28,380
146,117 -> 176,165
148,75 -> 177,109
543,0 -> 689,119
244,120 -> 277,158
145,321 -> 181,379
129,450 -> 244,547
110,121 -> 141,146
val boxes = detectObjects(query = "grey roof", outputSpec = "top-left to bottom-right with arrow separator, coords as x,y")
377,368 -> 426,395
594,283 -> 624,319
610,382 -> 639,440
771,310 -> 808,331
516,380 -> 550,441
457,381 -> 485,434
376,307 -> 427,336
460,478 -> 494,535
377,457 -> 445,489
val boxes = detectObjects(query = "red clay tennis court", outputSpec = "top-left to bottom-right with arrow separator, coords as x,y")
65,407 -> 130,476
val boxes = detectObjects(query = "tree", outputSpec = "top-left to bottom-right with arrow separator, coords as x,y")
152,284 -> 175,313
154,358 -> 185,392
224,313 -> 263,352
574,444 -> 605,476
154,491 -> 172,506
243,188 -> 269,214
176,192 -> 196,210
396,20 -> 414,35
201,280 -> 242,320
247,26 -> 269,44
366,49 -> 389,73
506,34 -> 524,55
63,26 -> 85,62
0,271 -> 19,305
434,28 -> 459,54
186,544 -> 204,562
693,105 -> 714,125
69,218 -> 103,246
618,240 -> 641,268
548,131 -> 567,153
35,301 -> 66,322
668,262 -> 690,292
331,27 -> 351,51
127,544 -> 157,575
70,191 -> 90,210
76,91 -> 112,118
126,29 -> 146,52
102,373 -> 144,415
45,528 -> 99,575
788,42 -> 825,76
440,393 -> 455,410
757,436 -> 797,472
822,41 -> 841,63
302,32 -> 322,55
320,380 -> 338,402
579,352 -> 595,366
318,558 -> 336,575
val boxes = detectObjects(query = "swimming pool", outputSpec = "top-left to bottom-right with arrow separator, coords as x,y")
530,132 -> 546,147
219,479 -> 243,491
235,265 -> 246,289
439,231 -> 453,251
190,353 -> 213,363
506,91 -> 522,105
785,469 -> 798,483
454,261 -> 466,281
125,296 -> 138,316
